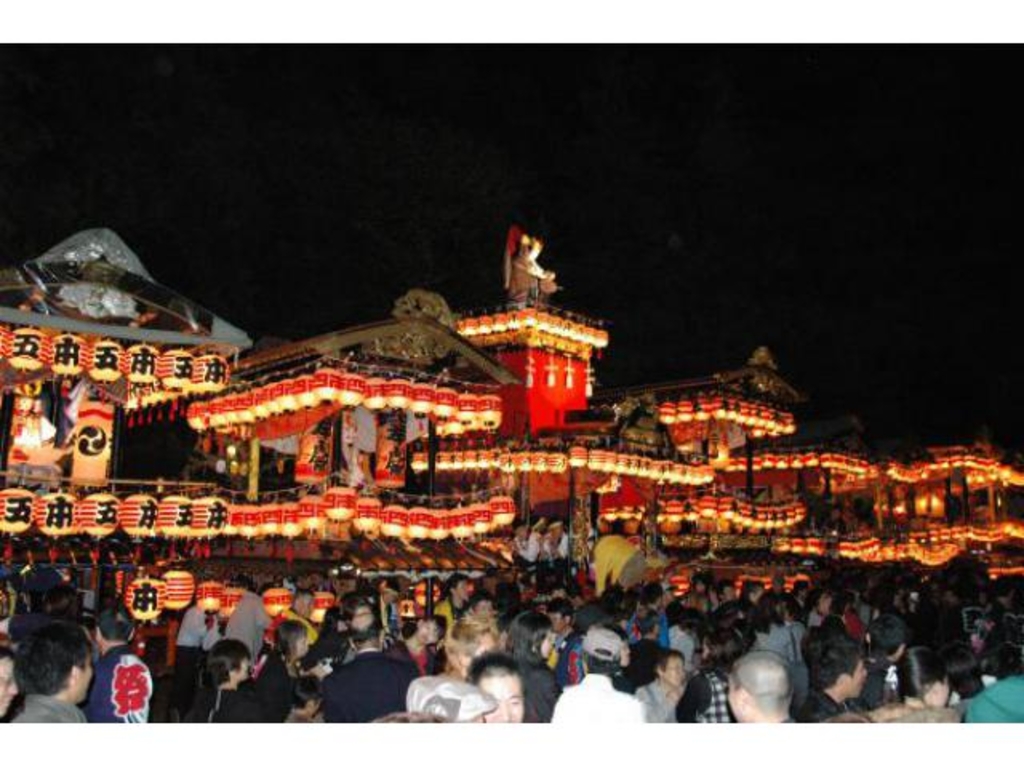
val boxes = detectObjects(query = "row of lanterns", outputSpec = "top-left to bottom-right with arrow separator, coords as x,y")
659,496 -> 808,531
186,371 -> 502,433
456,308 -> 609,350
0,488 -> 229,539
771,537 -> 828,557
886,452 -> 1023,486
0,326 -> 229,392
657,394 -> 796,438
721,451 -> 876,478
423,447 -> 715,486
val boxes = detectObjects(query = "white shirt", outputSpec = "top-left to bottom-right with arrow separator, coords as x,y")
515,533 -> 540,562
225,591 -> 270,660
551,673 -> 646,724
176,605 -> 222,650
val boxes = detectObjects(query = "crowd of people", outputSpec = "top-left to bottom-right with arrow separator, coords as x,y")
0,557 -> 1022,724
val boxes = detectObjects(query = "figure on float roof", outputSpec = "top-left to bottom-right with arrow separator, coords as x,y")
503,224 -> 559,305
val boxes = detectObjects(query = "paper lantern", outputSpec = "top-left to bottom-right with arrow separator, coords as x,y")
352,497 -> 382,535
456,394 -> 480,428
191,354 -> 230,393
324,486 -> 356,522
0,488 -> 34,535
88,340 -> 124,382
433,388 -> 458,419
124,578 -> 167,622
472,504 -> 493,535
51,333 -> 88,376
124,344 -> 160,385
33,492 -> 78,537
119,494 -> 159,538
310,591 -> 336,624
294,375 -> 318,409
568,446 -> 588,469
191,497 -> 230,537
383,378 -> 412,410
478,395 -> 503,430
77,493 -> 119,538
219,587 -> 244,618
312,368 -> 343,404
409,383 -> 436,416
163,570 -> 196,610
157,495 -> 194,538
362,378 -> 387,410
298,495 -> 326,534
196,581 -> 225,613
261,505 -> 283,536
428,509 -> 450,541
0,327 -> 11,358
336,373 -> 367,407
8,328 -> 52,371
407,507 -> 432,539
449,508 -> 474,539
239,507 -> 263,538
489,496 -> 516,528
380,505 -> 409,538
262,588 -> 292,618
411,452 -> 429,473
156,349 -> 194,390
658,402 -> 678,425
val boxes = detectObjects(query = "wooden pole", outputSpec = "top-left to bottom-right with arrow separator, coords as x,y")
0,392 -> 14,477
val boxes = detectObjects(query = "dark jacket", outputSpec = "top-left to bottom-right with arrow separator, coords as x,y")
796,689 -> 867,723
322,650 -> 418,723
520,659 -> 560,723
302,631 -> 350,671
185,682 -> 266,723
253,653 -> 295,723
84,644 -> 153,723
625,639 -> 661,690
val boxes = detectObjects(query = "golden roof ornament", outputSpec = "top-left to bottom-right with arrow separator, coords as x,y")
747,346 -> 778,370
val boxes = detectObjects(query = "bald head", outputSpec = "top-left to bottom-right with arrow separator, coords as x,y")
728,651 -> 793,723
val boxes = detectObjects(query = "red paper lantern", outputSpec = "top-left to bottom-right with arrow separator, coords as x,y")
409,384 -> 436,416
478,394 -> 503,430
51,333 -> 88,377
196,581 -> 225,613
33,492 -> 78,537
568,446 -> 588,469
380,505 -> 409,538
157,495 -> 194,538
449,508 -> 474,539
163,570 -> 196,610
383,379 -> 412,410
191,354 -> 230,393
310,591 -> 336,624
9,328 -> 52,371
489,496 -> 516,528
88,339 -> 124,382
352,497 -> 382,536
119,494 -> 159,538
472,504 -> 493,535
407,507 -> 432,539
0,488 -> 35,535
191,497 -> 229,538
336,373 -> 367,407
77,493 -> 119,538
324,486 -> 356,523
429,509 -> 450,541
157,349 -> 195,391
456,394 -> 480,428
312,368 -> 343,404
124,344 -> 160,385
280,502 -> 302,538
298,495 -> 326,534
261,505 -> 283,536
262,587 -> 292,618
433,388 -> 458,419
362,378 -> 387,410
124,577 -> 167,622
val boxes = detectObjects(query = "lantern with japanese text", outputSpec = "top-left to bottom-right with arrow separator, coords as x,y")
88,340 -> 124,382
472,504 -> 493,535
383,378 -> 412,410
336,373 -> 367,407
429,509 -> 450,541
352,497 -> 382,536
569,446 -> 588,469
489,496 -> 516,528
163,570 -> 196,610
298,495 -> 326,534
456,394 -> 480,429
407,507 -> 432,539
77,493 -> 119,538
9,328 -> 51,371
125,344 -> 160,385
294,376 -> 317,410
119,494 -> 159,538
191,497 -> 230,538
449,508 -> 474,539
124,577 -> 167,622
219,587 -> 244,619
324,486 -> 356,523
280,503 -> 302,538
380,505 -> 409,538
312,368 -> 342,404
0,488 -> 34,535
262,588 -> 292,618
311,592 -> 336,624
238,507 -> 262,539
33,492 -> 78,537
191,354 -> 229,393
409,383 -> 436,416
51,333 -> 88,377
478,395 -> 503,430
157,495 -> 194,538
362,378 -> 387,410
261,505 -> 283,537
157,349 -> 195,391
433,388 -> 458,420
196,581 -> 225,613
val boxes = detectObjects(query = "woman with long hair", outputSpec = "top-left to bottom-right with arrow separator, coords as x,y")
507,610 -> 560,722
185,639 -> 265,723
676,626 -> 745,723
254,619 -> 322,722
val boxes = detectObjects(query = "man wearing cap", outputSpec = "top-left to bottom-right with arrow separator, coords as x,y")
551,626 -> 646,724
728,651 -> 793,723
84,607 -> 153,723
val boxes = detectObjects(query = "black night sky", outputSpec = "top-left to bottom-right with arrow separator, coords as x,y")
0,46 -> 1020,450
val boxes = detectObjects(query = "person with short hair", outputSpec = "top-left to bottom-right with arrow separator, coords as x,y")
898,646 -> 950,709
551,626 -> 646,724
547,597 -> 585,688
224,579 -> 271,662
797,632 -> 868,722
267,589 -> 319,647
861,613 -> 909,709
941,641 -> 984,715
728,651 -> 793,723
466,590 -> 496,621
254,619 -> 321,722
676,627 -> 744,723
388,616 -> 441,677
13,621 -> 92,723
469,652 -> 526,723
84,608 -> 153,723
434,574 -> 472,631
185,638 -> 265,722
636,648 -> 686,723
285,676 -> 324,723
0,645 -> 20,721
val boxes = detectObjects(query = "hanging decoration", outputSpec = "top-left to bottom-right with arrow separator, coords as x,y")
124,577 -> 167,622
196,581 -> 225,613
163,570 -> 196,610
658,393 -> 796,439
456,307 -> 609,360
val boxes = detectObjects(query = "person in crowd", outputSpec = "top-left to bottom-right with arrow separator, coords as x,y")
466,590 -> 496,622
513,523 -> 541,572
635,648 -> 686,722
627,582 -> 671,648
406,678 -> 498,722
1,584 -> 78,644
255,619 -> 326,722
607,625 -> 637,694
676,626 -> 744,723
172,596 -> 221,720
965,674 -> 1024,723
84,607 -> 152,723
805,588 -> 833,629
12,621 -> 92,723
685,573 -> 713,614
437,614 -> 500,682
185,638 -> 265,723
434,574 -> 473,631
547,597 -> 585,688
469,652 -> 526,723
728,650 -> 793,723
388,616 -> 441,676
285,676 -> 324,723
666,603 -> 702,675
268,589 -> 319,646
712,579 -> 738,616
0,646 -> 18,721
979,641 -> 1023,685
797,632 -> 868,722
737,580 -> 766,618
551,626 -> 646,724
625,613 -> 662,690
321,608 -> 417,722
301,605 -> 347,671
898,646 -> 951,710
861,613 -> 909,709
507,610 -> 559,722
833,590 -> 866,642
377,578 -> 402,638
940,642 -> 984,715
750,592 -> 807,711
225,577 -> 271,662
